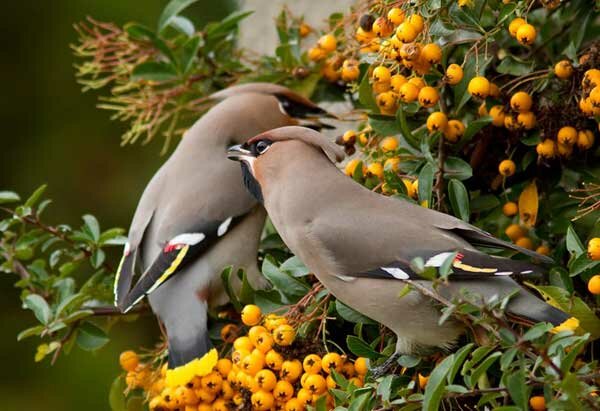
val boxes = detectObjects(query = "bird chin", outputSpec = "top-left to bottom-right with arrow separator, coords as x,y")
240,162 -> 264,204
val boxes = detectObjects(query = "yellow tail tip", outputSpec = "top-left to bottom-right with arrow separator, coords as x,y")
551,317 -> 580,334
165,348 -> 218,387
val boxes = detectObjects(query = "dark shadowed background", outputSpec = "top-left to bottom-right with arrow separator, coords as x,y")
0,1 -> 235,409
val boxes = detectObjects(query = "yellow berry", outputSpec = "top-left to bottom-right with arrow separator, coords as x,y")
252,390 -> 275,411
529,395 -> 546,411
341,59 -> 360,82
517,111 -> 536,129
516,23 -> 536,45
427,112 -> 448,132
408,14 -> 424,32
489,105 -> 505,127
308,47 -> 326,61
468,76 -> 490,98
303,374 -> 327,395
376,91 -> 398,114
281,360 -> 303,383
443,119 -> 465,143
255,369 -> 277,391
395,22 -> 418,42
119,350 -> 139,372
380,136 -> 398,152
577,129 -> 595,150
445,64 -> 464,85
321,61 -> 340,82
508,17 -> 526,37
384,157 -> 401,171
502,202 -> 518,217
274,380 -> 294,402
372,65 -> 391,83
515,236 -> 534,250
317,34 -> 337,52
498,159 -> 516,177
302,354 -> 322,374
554,60 -> 573,79
321,352 -> 343,374
367,162 -> 384,179
220,323 -> 239,343
372,16 -> 394,37
273,324 -> 296,346
504,114 -> 519,130
505,224 -> 526,241
344,158 -> 365,176
408,77 -> 426,90
265,349 -> 284,371
536,245 -> 550,256
217,358 -> 233,377
354,357 -> 368,375
589,238 -> 600,260
489,82 -> 501,97
557,126 -> 577,146
536,139 -> 556,158
249,325 -> 269,344
588,275 -> 600,295
299,23 -> 311,37
421,43 -> 442,64
355,26 -> 375,43
390,74 -> 408,93
255,332 -> 274,353
418,86 -> 439,108
387,8 -> 405,25
580,98 -> 594,115
418,373 -> 429,389
241,304 -> 262,326
342,130 -> 356,145
510,91 -> 532,113
372,81 -> 391,94
285,398 -> 303,411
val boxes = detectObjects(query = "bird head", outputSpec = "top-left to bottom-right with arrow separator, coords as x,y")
226,126 -> 344,202
209,82 -> 337,131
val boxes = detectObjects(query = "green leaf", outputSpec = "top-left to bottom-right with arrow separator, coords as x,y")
566,225 -> 585,256
220,266 -> 241,311
358,70 -> 378,111
169,15 -> 195,36
262,256 -> 310,300
522,322 -> 552,341
346,336 -> 383,360
76,322 -> 109,351
25,184 -> 47,208
181,35 -> 201,74
125,23 -> 155,41
369,114 -> 402,136
158,0 -> 199,32
56,293 -> 86,318
418,163 -> 435,207
526,283 -> 600,338
497,56 -> 535,76
470,194 -> 499,212
82,214 -> 100,242
0,191 -> 20,204
463,117 -> 492,142
444,157 -> 472,180
447,343 -> 474,384
24,294 -> 52,325
205,11 -> 253,40
99,228 -> 127,245
448,179 -> 470,222
422,355 -> 453,411
336,300 -> 376,324
131,62 -> 177,82
280,256 -> 310,277
466,352 -> 500,389
17,325 -> 45,341
90,249 -> 106,269
109,376 -> 127,411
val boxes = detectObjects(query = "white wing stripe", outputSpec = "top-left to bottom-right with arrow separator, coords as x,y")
168,233 -> 205,246
217,217 -> 233,237
425,252 -> 455,267
381,267 -> 410,280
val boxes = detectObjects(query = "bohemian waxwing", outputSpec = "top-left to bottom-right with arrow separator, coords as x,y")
114,85 -> 334,368
227,126 -> 572,375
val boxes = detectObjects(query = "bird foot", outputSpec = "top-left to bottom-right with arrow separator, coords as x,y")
370,353 -> 400,379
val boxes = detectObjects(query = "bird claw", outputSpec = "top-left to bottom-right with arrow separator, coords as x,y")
370,353 -> 400,379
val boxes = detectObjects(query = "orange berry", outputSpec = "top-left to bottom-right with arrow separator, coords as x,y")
317,34 -> 337,52
395,22 -> 418,42
119,351 -> 139,372
255,369 -> 277,391
489,105 -> 505,127
508,17 -> 526,37
468,76 -> 490,98
265,349 -> 284,370
510,91 -> 532,113
505,224 -> 526,241
380,136 -> 399,152
273,324 -> 295,346
427,112 -> 448,132
443,119 -> 465,143
281,360 -> 303,382
498,159 -> 516,177
421,43 -> 442,64
274,380 -> 294,402
387,8 -> 405,25
251,390 -> 275,411
354,357 -> 368,375
588,238 -> 600,260
303,354 -> 322,374
220,323 -> 239,343
241,304 -> 262,326
502,202 -> 518,217
588,275 -> 600,295
554,60 -> 573,79
445,64 -> 464,85
418,86 -> 439,107
529,395 -> 546,411
303,374 -> 327,395
418,373 -> 429,388
516,23 -> 536,45
515,237 -> 534,250
557,126 -> 577,146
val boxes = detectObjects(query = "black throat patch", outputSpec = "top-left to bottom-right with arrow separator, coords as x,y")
240,162 -> 263,203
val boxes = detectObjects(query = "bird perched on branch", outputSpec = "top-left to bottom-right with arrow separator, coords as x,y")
114,85 -> 334,368
227,126 -> 574,375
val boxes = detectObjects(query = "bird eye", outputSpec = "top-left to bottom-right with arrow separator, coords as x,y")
256,140 -> 271,154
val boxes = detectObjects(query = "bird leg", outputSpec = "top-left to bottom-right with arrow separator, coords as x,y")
370,353 -> 400,379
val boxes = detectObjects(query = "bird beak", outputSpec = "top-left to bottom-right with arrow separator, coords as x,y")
226,144 -> 253,162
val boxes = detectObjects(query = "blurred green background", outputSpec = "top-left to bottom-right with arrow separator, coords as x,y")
0,1 -> 235,409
